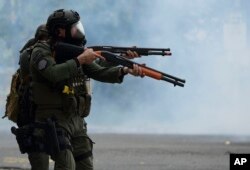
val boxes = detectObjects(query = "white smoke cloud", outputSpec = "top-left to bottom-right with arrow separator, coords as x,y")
88,0 -> 250,135
0,0 -> 249,136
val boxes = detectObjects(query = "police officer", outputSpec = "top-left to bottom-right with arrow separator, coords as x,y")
29,9 -> 143,170
18,24 -> 50,170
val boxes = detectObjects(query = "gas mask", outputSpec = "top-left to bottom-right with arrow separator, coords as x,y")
65,21 -> 87,46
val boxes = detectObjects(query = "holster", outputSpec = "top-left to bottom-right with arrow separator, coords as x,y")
11,125 -> 46,154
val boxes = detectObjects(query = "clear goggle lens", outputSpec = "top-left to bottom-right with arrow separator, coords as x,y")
71,21 -> 85,38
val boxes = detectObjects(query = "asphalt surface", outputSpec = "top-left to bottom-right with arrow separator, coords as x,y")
0,132 -> 250,170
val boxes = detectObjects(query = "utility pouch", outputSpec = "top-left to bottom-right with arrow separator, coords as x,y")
11,125 -> 46,154
62,94 -> 77,118
79,94 -> 91,118
11,126 -> 34,154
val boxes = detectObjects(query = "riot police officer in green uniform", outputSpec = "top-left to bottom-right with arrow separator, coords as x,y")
29,9 -> 143,170
18,24 -> 50,170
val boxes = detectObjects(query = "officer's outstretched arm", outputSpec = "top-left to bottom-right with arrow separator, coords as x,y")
82,62 -> 123,83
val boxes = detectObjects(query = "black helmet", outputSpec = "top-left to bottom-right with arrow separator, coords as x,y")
35,24 -> 48,41
20,24 -> 48,52
46,9 -> 86,45
46,9 -> 79,36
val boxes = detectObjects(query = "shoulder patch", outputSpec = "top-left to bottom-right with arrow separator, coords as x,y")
38,59 -> 48,70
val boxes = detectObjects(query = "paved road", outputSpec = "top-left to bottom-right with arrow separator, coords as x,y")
0,132 -> 249,170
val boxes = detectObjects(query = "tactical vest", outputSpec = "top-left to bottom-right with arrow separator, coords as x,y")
30,42 -> 91,122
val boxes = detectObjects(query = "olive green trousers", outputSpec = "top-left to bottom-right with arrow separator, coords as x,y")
54,135 -> 93,170
28,135 -> 93,170
28,152 -> 49,170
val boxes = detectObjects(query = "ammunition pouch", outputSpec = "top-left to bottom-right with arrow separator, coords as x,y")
78,94 -> 91,118
11,119 -> 72,158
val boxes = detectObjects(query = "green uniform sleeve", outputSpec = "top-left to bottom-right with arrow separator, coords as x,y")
82,62 -> 124,83
94,59 -> 119,67
31,48 -> 79,83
